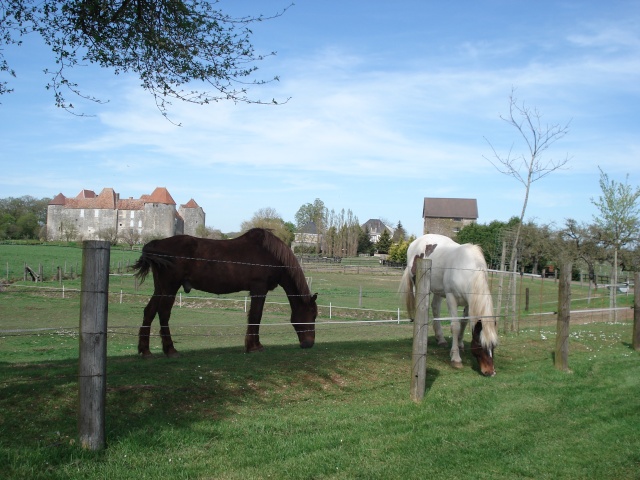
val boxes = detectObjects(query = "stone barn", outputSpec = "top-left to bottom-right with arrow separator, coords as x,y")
422,197 -> 478,237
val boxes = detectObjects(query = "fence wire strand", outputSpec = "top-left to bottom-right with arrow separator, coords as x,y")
2,243 -> 637,391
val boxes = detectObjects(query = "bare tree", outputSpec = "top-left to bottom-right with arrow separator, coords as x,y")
97,227 -> 119,245
60,220 -> 79,242
485,89 -> 571,330
559,219 -> 608,305
119,228 -> 141,249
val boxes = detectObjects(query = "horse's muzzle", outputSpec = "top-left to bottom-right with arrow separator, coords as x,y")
299,339 -> 315,349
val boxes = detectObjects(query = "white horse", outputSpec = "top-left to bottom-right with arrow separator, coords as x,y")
401,234 -> 498,376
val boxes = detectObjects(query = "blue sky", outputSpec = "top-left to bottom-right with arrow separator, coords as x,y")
1,0 -> 639,237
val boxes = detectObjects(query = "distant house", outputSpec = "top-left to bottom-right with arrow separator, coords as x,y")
291,221 -> 322,252
47,187 -> 205,242
422,197 -> 478,237
361,219 -> 395,243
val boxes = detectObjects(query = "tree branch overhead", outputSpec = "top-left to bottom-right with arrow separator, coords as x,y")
0,0 -> 291,118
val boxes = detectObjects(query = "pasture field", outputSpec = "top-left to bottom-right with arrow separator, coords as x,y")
0,244 -> 639,479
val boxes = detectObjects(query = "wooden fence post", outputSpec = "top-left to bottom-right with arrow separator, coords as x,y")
78,240 -> 110,450
633,271 -> 640,351
555,261 -> 572,372
411,258 -> 431,402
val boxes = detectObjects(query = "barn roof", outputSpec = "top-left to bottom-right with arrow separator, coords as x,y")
422,198 -> 478,219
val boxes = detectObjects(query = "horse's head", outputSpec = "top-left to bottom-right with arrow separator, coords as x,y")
292,293 -> 318,349
471,320 -> 496,377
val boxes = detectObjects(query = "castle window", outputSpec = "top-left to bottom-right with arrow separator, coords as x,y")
80,209 -> 84,218
95,210 -> 100,218
130,211 -> 135,219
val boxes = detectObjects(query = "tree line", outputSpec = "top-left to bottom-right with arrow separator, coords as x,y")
239,198 -> 408,258
0,196 -> 50,240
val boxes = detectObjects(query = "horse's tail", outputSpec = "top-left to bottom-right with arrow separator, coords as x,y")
469,268 -> 498,349
131,245 -> 173,285
400,266 -> 416,320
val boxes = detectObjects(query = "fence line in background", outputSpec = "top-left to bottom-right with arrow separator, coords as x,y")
1,279 -> 634,332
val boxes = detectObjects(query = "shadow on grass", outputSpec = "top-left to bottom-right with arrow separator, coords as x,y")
0,334 -> 491,451
0,339 -> 422,446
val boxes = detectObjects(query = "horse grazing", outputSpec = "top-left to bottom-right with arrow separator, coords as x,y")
132,228 -> 317,357
400,234 -> 498,376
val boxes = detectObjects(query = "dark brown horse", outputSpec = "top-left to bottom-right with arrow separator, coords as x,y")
132,228 -> 317,357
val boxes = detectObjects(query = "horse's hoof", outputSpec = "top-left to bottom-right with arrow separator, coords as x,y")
164,347 -> 180,358
139,350 -> 153,359
245,344 -> 265,353
450,361 -> 464,369
438,341 -> 448,347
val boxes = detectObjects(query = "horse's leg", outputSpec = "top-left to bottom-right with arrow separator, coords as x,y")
446,293 -> 463,369
158,292 -> 179,358
138,293 -> 160,357
459,306 -> 469,352
245,291 -> 267,353
431,295 -> 447,346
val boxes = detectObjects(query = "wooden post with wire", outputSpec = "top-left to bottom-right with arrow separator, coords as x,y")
78,240 -> 110,450
411,257 -> 431,402
555,261 -> 572,372
633,271 -> 640,351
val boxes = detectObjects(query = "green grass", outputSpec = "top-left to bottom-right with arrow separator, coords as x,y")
1,321 -> 638,479
1,244 -> 639,478
0,243 -> 140,282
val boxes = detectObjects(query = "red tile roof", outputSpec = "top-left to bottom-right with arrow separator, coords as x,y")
117,198 -> 144,210
49,193 -> 67,205
146,187 -> 176,205
52,187 -> 184,210
182,198 -> 200,208
95,188 -> 117,209
76,189 -> 96,199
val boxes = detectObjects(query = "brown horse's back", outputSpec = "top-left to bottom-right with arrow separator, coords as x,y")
135,229 -> 308,296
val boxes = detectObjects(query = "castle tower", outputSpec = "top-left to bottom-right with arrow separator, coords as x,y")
179,199 -> 206,237
142,187 -> 178,239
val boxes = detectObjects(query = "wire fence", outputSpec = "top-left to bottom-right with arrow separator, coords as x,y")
1,242 -> 637,357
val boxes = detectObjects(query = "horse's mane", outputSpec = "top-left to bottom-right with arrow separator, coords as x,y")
466,244 -> 499,349
256,229 -> 312,300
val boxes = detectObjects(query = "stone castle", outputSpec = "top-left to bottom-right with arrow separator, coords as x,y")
47,187 -> 205,242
